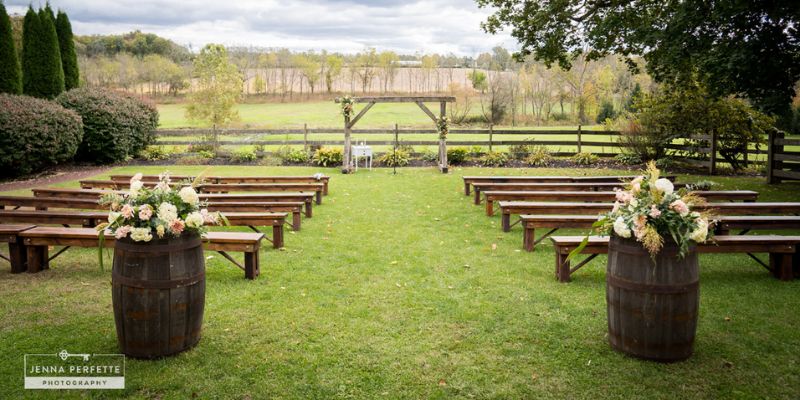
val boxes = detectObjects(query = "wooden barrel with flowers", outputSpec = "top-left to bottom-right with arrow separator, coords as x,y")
591,163 -> 711,362
103,173 -> 217,358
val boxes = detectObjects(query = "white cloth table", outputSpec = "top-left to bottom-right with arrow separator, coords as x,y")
351,145 -> 372,171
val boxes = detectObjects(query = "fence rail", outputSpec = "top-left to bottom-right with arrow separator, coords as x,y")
767,130 -> 800,183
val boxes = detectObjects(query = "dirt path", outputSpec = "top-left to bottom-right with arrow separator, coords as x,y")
0,165 -> 112,192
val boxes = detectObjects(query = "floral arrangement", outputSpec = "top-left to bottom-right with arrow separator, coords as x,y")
437,116 -> 449,139
97,172 -> 224,243
588,162 -> 714,257
340,95 -> 355,120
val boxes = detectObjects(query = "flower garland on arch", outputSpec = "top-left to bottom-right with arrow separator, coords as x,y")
340,95 -> 355,120
437,116 -> 449,140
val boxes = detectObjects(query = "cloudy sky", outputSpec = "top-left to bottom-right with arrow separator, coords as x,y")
6,0 -> 516,55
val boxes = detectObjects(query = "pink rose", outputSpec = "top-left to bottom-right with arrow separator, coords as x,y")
120,204 -> 134,219
115,225 -> 132,239
670,200 -> 689,216
649,205 -> 661,218
138,205 -> 153,221
201,209 -> 219,224
169,219 -> 185,235
612,201 -> 621,213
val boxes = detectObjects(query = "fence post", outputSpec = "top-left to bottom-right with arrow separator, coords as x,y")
489,124 -> 494,152
303,123 -> 308,152
577,125 -> 582,154
766,129 -> 775,183
709,130 -> 718,175
439,101 -> 448,173
394,123 -> 399,175
343,116 -> 352,174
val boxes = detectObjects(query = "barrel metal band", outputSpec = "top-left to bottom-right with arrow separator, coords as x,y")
606,274 -> 699,294
112,271 -> 205,289
114,237 -> 202,253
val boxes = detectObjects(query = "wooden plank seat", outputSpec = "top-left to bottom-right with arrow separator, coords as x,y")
206,202 -> 303,231
110,174 -> 331,195
549,235 -> 800,282
498,201 -> 800,232
0,209 -> 287,249
0,195 -> 105,210
18,228 -> 265,279
0,224 -> 36,273
484,190 -> 758,216
471,181 -> 690,205
462,175 -> 677,195
197,183 -> 324,205
521,215 -> 800,252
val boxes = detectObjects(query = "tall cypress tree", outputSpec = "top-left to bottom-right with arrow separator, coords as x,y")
55,10 -> 78,90
0,2 -> 22,94
21,6 -> 41,96
37,4 -> 64,98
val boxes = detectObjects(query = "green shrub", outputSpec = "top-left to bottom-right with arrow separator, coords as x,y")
198,150 -> 215,159
0,94 -> 83,176
468,146 -> 484,157
655,157 -> 674,170
480,151 -> 508,167
253,144 -> 265,153
571,152 -> 599,165
614,152 -> 642,165
508,141 -> 535,160
525,145 -> 553,166
231,148 -> 257,163
276,146 -> 309,164
139,145 -> 171,161
188,142 -> 215,153
686,180 -> 718,191
596,100 -> 616,123
397,144 -> 414,154
176,155 -> 209,165
447,147 -> 469,164
56,87 -> 158,164
378,149 -> 410,167
312,147 -> 343,167
551,112 -> 569,121
419,148 -> 438,162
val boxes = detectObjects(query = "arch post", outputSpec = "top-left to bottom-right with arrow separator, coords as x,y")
342,115 -> 353,174
439,100 -> 448,173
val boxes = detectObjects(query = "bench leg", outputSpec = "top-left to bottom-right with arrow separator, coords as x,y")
9,242 -> 27,273
474,189 -> 481,205
502,213 -> 511,232
556,252 -> 571,283
305,201 -> 313,218
486,199 -> 494,216
770,253 -> 794,281
315,191 -> 322,205
292,212 -> 301,231
272,225 -> 284,249
26,245 -> 48,273
244,251 -> 260,280
524,227 -> 535,252
323,182 -> 329,196
464,181 -> 470,196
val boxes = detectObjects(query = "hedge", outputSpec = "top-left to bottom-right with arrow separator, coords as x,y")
57,88 -> 158,163
0,94 -> 83,176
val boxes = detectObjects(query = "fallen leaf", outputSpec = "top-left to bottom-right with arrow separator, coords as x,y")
390,261 -> 398,265
491,244 -> 497,250
724,316 -> 731,321
438,379 -> 447,386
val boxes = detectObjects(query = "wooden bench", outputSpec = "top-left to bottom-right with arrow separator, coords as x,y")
550,235 -> 800,282
0,224 -> 36,273
197,183 -> 324,205
521,215 -> 800,251
0,209 -> 288,249
462,175 -> 677,195
484,190 -> 758,216
19,228 -> 265,279
0,195 -> 105,211
498,201 -> 800,232
471,181 -> 690,205
110,174 -> 331,195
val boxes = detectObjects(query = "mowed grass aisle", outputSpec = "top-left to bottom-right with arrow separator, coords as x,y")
0,166 -> 799,399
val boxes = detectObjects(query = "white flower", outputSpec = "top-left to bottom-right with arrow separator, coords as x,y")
185,212 -> 204,228
613,217 -> 632,238
130,227 -> 153,242
690,218 -> 709,243
155,225 -> 166,238
179,187 -> 200,205
654,178 -> 674,195
130,173 -> 143,184
130,180 -> 143,192
630,198 -> 639,207
108,211 -> 121,224
157,202 -> 178,222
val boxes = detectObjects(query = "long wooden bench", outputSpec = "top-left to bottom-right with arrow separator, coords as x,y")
462,175 -> 677,195
19,228 -> 265,279
484,190 -> 758,216
197,183 -> 324,205
31,188 -> 315,218
471,181 -> 690,205
0,224 -> 36,273
550,235 -> 800,282
0,209 -> 288,249
498,201 -> 800,232
521,215 -> 800,251
110,174 -> 331,195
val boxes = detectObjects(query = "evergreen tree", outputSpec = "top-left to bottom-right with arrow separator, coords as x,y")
0,2 -> 22,94
624,83 -> 642,113
37,5 -> 64,98
55,10 -> 78,89
21,6 -> 41,96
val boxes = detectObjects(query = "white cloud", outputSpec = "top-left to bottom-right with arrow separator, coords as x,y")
6,0 -> 516,55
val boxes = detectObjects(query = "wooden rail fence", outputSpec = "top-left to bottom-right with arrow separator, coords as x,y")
767,129 -> 800,183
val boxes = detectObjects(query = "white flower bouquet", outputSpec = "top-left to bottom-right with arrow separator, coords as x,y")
340,95 -> 355,120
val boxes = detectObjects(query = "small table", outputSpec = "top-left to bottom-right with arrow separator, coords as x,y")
351,145 -> 372,171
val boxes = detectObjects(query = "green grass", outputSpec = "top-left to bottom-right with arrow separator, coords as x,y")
1,166 -> 799,399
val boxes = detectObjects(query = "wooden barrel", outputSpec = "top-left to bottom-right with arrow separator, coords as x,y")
606,236 -> 699,362
112,234 -> 205,359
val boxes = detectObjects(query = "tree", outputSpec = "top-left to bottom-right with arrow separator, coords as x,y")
21,7 -> 41,96
185,44 -> 243,147
377,51 -> 399,93
297,54 -> 321,95
0,2 -> 21,94
624,83 -> 642,113
23,6 -> 64,98
469,70 -> 487,93
38,5 -> 64,97
355,48 -> 378,93
478,0 -> 800,116
322,54 -> 343,93
55,10 -> 79,90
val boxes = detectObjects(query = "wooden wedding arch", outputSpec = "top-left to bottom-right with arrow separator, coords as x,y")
335,96 -> 455,174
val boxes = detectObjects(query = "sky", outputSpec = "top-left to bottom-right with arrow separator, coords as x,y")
6,0 -> 516,56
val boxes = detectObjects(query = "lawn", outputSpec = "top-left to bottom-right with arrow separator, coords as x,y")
1,166 -> 799,399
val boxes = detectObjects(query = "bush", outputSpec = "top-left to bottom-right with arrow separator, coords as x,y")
0,94 -> 83,176
188,142 -> 215,153
176,155 -> 209,165
552,112 -> 569,121
508,141 -> 535,160
571,152 -> 599,165
57,87 -> 158,164
378,149 -> 410,167
447,147 -> 469,164
312,147 -> 343,167
231,148 -> 257,163
139,145 -> 171,161
596,100 -> 616,123
277,146 -> 309,164
419,148 -> 438,162
198,150 -> 215,159
614,152 -> 642,165
525,145 -> 553,166
468,146 -> 484,157
480,151 -> 508,167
